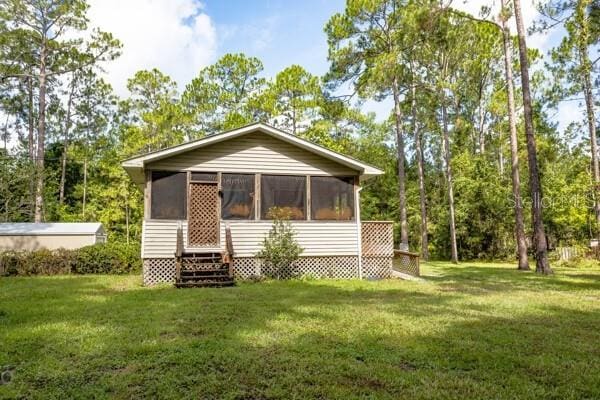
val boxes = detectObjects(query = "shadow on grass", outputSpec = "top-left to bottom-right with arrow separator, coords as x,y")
422,262 -> 600,293
1,266 -> 599,399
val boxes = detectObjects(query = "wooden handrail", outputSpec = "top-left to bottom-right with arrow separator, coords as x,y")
394,249 -> 420,257
175,226 -> 183,281
175,226 -> 183,258
225,226 -> 234,278
225,226 -> 234,257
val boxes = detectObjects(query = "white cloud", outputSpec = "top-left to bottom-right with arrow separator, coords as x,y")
87,0 -> 217,96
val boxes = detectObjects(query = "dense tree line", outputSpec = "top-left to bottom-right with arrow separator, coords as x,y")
0,0 -> 598,270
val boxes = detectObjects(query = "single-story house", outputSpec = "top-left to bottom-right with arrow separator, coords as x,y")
0,223 -> 106,251
122,123 -> 394,286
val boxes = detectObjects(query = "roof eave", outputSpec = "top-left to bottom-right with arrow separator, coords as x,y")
120,123 -> 384,179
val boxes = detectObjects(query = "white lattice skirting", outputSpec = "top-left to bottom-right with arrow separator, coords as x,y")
142,255 -> 392,285
362,256 -> 393,279
143,258 -> 176,285
233,256 -> 362,279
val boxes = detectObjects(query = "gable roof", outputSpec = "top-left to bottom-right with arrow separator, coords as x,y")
122,123 -> 383,184
0,223 -> 104,236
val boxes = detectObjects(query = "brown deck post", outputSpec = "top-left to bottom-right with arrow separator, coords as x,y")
175,224 -> 183,281
225,225 -> 234,278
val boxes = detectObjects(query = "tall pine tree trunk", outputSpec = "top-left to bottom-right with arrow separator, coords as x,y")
441,91 -> 458,263
576,0 -> 600,238
34,43 -> 47,223
27,76 -> 35,161
501,1 -> 529,270
583,64 -> 599,233
392,77 -> 409,249
478,96 -> 486,153
125,196 -> 130,244
82,157 -> 87,218
59,77 -> 76,205
499,146 -> 505,174
27,76 -> 36,218
1,116 -> 6,149
411,83 -> 429,259
27,76 -> 37,216
513,0 -> 552,274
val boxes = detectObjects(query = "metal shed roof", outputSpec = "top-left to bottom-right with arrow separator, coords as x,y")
0,223 -> 104,236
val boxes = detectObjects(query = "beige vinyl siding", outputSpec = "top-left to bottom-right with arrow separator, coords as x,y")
142,220 -> 359,258
142,221 -> 191,259
146,133 -> 358,176
225,221 -> 359,257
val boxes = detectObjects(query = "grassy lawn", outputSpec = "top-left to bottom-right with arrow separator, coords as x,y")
1,262 -> 599,399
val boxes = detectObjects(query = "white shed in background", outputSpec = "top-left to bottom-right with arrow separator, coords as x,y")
0,223 -> 106,251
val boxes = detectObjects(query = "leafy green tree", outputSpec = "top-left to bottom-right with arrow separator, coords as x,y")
121,69 -> 188,155
0,151 -> 36,221
183,53 -> 266,136
513,0 -> 552,274
0,0 -> 120,222
71,70 -> 116,218
537,0 -> 600,239
263,65 -> 323,135
414,7 -> 501,262
500,0 -> 530,270
408,78 -> 430,259
302,101 -> 368,153
325,0 -> 416,249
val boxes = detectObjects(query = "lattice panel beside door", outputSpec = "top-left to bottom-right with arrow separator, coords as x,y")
188,182 -> 219,247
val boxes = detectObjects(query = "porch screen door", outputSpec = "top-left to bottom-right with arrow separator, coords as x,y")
188,178 -> 219,247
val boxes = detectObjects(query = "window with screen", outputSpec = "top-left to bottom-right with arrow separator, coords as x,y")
151,171 -> 187,219
311,176 -> 355,221
222,174 -> 255,220
261,175 -> 306,220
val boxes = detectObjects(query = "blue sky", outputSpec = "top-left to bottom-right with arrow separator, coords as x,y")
85,0 -> 575,128
205,0 -> 343,77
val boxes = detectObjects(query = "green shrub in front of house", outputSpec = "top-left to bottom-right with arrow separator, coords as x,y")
0,242 -> 141,276
257,207 -> 303,279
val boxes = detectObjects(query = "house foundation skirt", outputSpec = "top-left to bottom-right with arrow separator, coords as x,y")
142,255 -> 392,285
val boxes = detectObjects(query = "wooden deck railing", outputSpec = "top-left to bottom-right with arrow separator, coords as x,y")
393,250 -> 420,277
360,221 -> 421,277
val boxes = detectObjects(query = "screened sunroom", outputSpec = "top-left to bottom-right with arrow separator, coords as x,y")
148,171 -> 356,223
122,123 -> 396,285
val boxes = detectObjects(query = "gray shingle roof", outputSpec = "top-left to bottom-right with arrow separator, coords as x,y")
0,223 -> 104,236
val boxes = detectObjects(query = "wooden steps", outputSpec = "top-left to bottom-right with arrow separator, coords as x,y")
174,226 -> 236,288
175,281 -> 235,288
175,252 -> 235,288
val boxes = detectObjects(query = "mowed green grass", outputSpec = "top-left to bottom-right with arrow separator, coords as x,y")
1,262 -> 599,399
